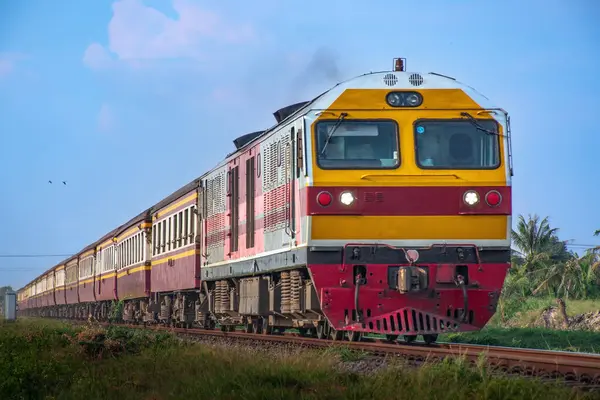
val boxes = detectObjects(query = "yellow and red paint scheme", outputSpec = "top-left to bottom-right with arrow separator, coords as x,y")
303,80 -> 511,336
78,248 -> 96,304
115,220 -> 152,300
65,258 -> 79,305
54,264 -> 66,306
151,188 -> 200,293
95,236 -> 118,303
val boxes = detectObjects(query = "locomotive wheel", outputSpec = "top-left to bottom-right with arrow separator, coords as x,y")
244,321 -> 253,333
347,331 -> 362,342
298,327 -> 308,337
404,334 -> 417,344
385,334 -> 399,342
252,320 -> 261,334
261,318 -> 273,335
423,334 -> 438,345
330,328 -> 344,341
316,323 -> 327,339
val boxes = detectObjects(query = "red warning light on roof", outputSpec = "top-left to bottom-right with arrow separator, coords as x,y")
394,58 -> 406,72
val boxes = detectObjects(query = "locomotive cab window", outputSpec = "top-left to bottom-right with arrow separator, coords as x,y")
414,119 -> 500,169
315,120 -> 399,169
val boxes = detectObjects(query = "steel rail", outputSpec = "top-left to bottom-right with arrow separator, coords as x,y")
78,321 -> 600,388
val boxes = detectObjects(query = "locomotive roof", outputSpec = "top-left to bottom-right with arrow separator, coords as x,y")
207,69 -> 500,175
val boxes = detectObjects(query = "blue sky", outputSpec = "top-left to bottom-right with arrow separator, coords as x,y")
1,0 -> 598,289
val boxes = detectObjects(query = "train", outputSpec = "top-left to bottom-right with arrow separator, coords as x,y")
16,58 -> 513,344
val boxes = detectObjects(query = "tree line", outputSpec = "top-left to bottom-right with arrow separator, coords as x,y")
507,214 -> 600,301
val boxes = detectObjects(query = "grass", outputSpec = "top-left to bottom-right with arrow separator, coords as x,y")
490,297 -> 600,328
433,296 -> 600,353
441,327 -> 600,353
1,319 -> 598,400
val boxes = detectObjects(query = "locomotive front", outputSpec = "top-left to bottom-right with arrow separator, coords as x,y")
304,60 -> 512,342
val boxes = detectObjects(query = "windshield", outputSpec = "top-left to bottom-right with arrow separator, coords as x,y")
315,120 -> 399,169
414,119 -> 500,169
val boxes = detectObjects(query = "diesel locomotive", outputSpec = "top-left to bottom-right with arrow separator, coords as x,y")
17,58 -> 513,344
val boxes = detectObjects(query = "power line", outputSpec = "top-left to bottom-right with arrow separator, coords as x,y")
0,268 -> 52,271
0,254 -> 74,258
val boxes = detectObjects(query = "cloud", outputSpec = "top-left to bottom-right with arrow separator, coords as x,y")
97,104 -> 114,132
83,0 -> 256,69
83,43 -> 115,70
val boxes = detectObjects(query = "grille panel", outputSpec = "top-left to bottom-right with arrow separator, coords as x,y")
359,308 -> 465,335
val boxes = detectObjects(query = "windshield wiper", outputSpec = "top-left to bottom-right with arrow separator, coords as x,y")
320,112 -> 348,156
460,112 -> 501,136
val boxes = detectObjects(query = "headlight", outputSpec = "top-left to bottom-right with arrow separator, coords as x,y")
385,91 -> 423,107
463,190 -> 480,206
340,191 -> 355,206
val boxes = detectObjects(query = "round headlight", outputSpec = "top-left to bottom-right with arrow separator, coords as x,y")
385,91 -> 423,107
340,191 -> 355,206
406,93 -> 421,106
386,92 -> 402,106
463,190 -> 480,206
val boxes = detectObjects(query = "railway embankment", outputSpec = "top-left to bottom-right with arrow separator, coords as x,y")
2,318 -> 599,400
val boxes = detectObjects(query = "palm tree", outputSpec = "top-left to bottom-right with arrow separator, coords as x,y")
533,252 -> 596,299
511,214 -> 565,281
587,229 -> 600,287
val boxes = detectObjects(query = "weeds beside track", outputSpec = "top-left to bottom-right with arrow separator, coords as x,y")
69,319 -> 600,390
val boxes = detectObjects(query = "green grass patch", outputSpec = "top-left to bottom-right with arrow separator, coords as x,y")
321,345 -> 369,362
441,327 -> 600,353
2,319 -> 598,400
491,297 -> 600,328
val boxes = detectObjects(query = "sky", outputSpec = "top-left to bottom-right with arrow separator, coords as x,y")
0,0 -> 599,289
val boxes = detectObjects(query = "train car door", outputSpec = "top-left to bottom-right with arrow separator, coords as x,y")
196,181 -> 205,285
285,119 -> 304,246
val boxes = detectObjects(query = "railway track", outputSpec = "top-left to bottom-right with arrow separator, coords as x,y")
77,320 -> 600,390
